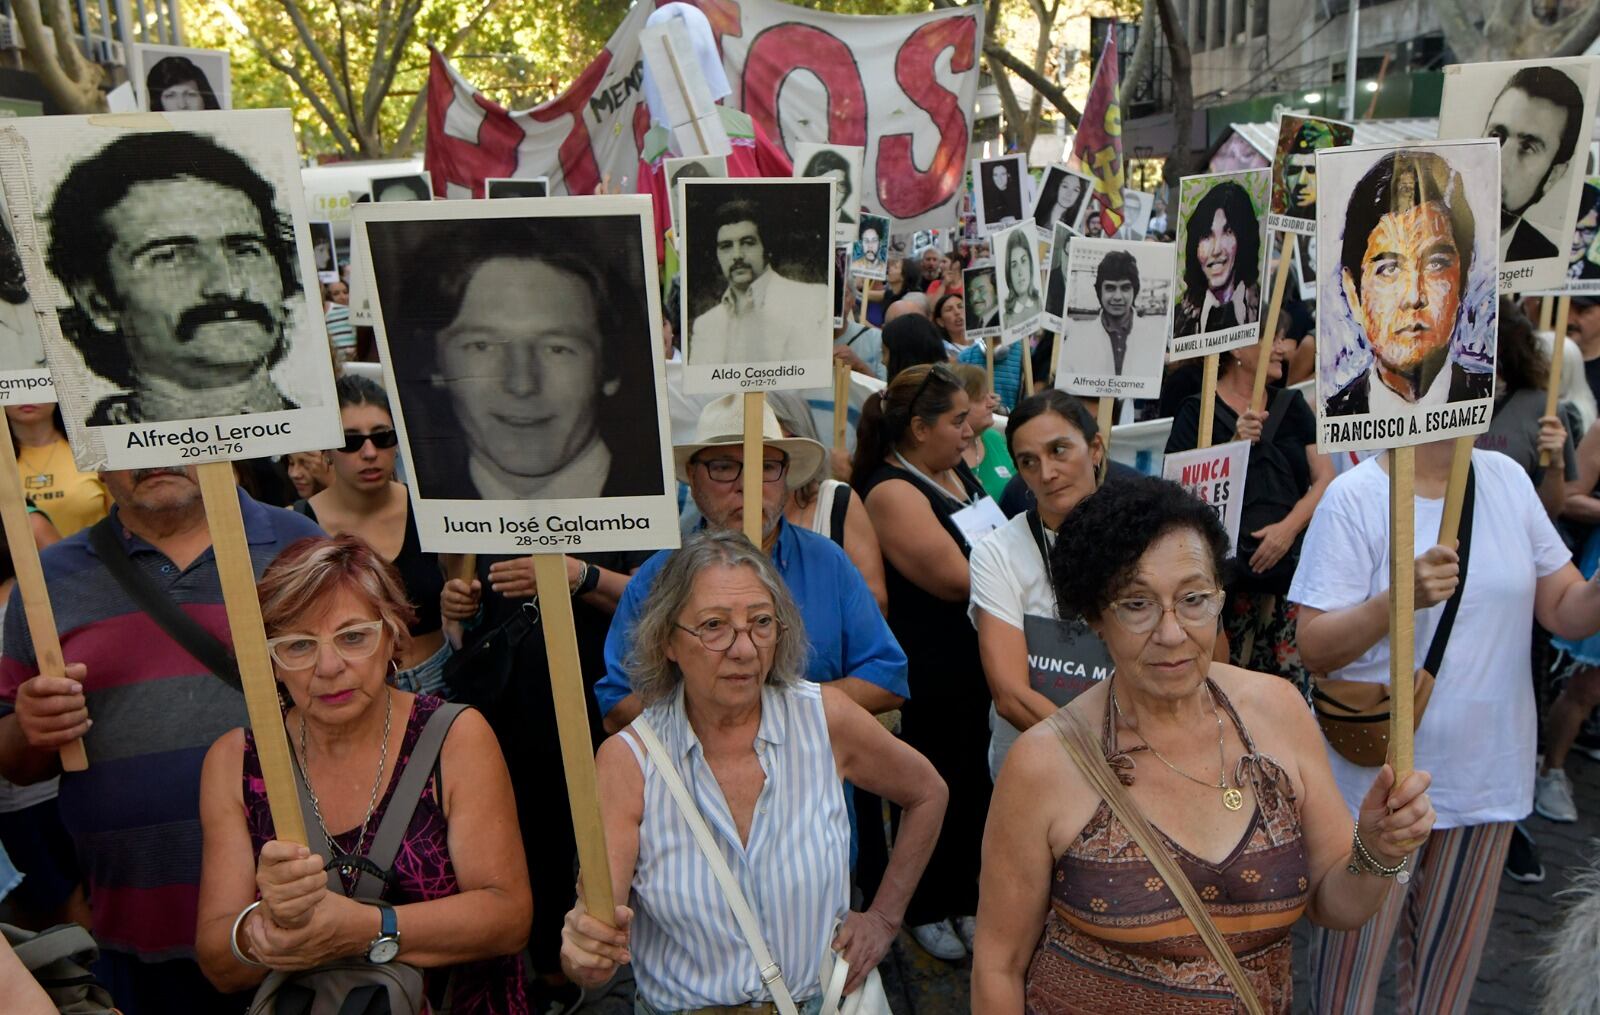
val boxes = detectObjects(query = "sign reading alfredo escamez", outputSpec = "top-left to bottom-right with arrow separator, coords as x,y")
1314,140 -> 1500,453
0,109 -> 340,469
1054,237 -> 1174,399
358,195 -> 678,555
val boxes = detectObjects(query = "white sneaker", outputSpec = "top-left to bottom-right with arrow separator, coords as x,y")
954,915 -> 977,952
1535,768 -> 1579,823
909,919 -> 966,960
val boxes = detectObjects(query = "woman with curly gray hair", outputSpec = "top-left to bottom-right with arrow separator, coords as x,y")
559,530 -> 946,1008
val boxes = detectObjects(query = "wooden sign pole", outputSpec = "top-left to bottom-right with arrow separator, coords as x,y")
529,554 -> 617,923
1021,336 -> 1035,395
1539,294 -> 1555,334
1388,446 -> 1417,778
1197,354 -> 1220,450
1436,437 -> 1475,546
742,392 -> 765,544
985,337 -> 996,395
1249,237 -> 1296,412
832,358 -> 850,451
1539,294 -> 1572,468
1049,327 -> 1063,382
1095,396 -> 1115,486
196,462 -> 306,844
0,434 -> 85,771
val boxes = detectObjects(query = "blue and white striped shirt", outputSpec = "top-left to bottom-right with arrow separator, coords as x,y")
623,679 -> 849,1010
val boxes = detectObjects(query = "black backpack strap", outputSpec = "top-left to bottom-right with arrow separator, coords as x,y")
1422,464 -> 1475,677
1259,387 -> 1296,446
353,703 -> 468,901
88,517 -> 242,690
827,483 -> 850,547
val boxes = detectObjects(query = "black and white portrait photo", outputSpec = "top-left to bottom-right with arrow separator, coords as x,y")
793,143 -> 864,244
1315,141 -> 1500,453
0,183 -> 52,400
851,212 -> 890,281
309,220 -> 336,278
1043,222 -> 1072,331
370,172 -> 433,203
1031,166 -> 1093,235
1171,169 -> 1269,359
358,197 -> 677,554
1057,237 -> 1174,399
0,110 -> 341,468
833,247 -> 849,329
963,265 -> 1000,337
679,178 -> 834,394
485,177 -> 549,199
1439,57 -> 1599,293
974,154 -> 1028,235
128,44 -> 230,112
993,222 -> 1042,344
1120,189 -> 1154,240
664,155 -> 727,236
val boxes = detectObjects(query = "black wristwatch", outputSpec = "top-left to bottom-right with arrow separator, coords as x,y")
366,904 -> 400,964
574,559 -> 602,597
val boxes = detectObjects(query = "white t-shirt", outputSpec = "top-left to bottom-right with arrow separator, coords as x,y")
969,512 -> 1113,779
1288,451 -> 1570,827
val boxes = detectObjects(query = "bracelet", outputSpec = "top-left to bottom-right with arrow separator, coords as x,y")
1346,824 -> 1411,885
575,560 -> 601,597
569,560 -> 591,597
230,900 -> 267,967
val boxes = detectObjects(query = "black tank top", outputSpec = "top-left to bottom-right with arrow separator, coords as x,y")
294,495 -> 444,636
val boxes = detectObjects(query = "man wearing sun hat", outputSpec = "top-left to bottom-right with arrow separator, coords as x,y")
594,393 -> 908,731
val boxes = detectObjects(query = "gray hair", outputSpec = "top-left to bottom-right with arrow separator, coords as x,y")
1539,846 -> 1600,1014
625,530 -> 808,707
765,391 -> 829,492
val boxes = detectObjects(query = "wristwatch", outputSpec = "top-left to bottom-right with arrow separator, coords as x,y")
366,904 -> 400,964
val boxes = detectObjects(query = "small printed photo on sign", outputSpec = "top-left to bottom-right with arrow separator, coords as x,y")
127,44 -> 231,111
793,143 -> 865,244
974,154 -> 1028,235
0,181 -> 53,405
679,178 -> 834,394
1163,441 -> 1250,553
1031,165 -> 1093,235
832,247 -> 849,329
1043,222 -> 1073,331
369,172 -> 433,203
664,155 -> 727,237
309,220 -> 336,279
1269,113 -> 1354,236
485,177 -> 549,199
963,265 -> 1000,338
1120,190 -> 1154,240
359,196 -> 678,555
1171,169 -> 1269,360
1054,236 -> 1174,400
1315,140 -> 1500,454
852,212 -> 890,281
1563,178 -> 1600,294
992,221 -> 1042,345
1438,57 -> 1600,293
0,109 -> 341,469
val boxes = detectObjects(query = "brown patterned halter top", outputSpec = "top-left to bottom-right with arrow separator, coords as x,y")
1025,679 -> 1308,1014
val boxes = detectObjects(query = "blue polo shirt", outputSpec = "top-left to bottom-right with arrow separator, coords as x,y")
594,519 -> 909,716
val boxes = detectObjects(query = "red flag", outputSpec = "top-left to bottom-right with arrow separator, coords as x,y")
1071,35 -> 1126,238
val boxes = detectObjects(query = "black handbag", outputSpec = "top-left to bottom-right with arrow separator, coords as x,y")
441,600 -> 540,711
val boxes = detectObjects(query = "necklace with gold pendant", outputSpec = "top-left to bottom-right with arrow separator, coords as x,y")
1114,682 -> 1244,811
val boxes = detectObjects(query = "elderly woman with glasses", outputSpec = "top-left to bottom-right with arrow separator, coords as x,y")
559,530 -> 946,1009
973,477 -> 1435,1012
195,535 -> 532,1011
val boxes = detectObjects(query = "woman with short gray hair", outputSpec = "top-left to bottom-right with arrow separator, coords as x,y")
559,530 -> 946,1008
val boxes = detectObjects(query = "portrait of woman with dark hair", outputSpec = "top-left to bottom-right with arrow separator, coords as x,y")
145,54 -> 222,111
1175,178 -> 1263,339
998,225 -> 1042,332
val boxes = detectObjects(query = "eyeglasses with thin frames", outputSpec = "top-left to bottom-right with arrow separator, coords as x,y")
266,620 -> 387,670
1106,589 -> 1225,635
674,614 -> 784,652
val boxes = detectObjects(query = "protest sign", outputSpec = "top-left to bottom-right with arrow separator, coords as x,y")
1163,441 -> 1250,551
370,171 -> 433,203
1171,169 -> 1269,361
1268,113 -> 1353,236
1031,165 -> 1093,236
127,44 -> 231,111
852,212 -> 890,282
1560,179 -> 1600,294
485,177 -> 549,199
0,184 -> 54,405
964,264 -> 1000,340
664,155 -> 727,239
794,143 -> 864,244
1120,189 -> 1153,240
993,221 -> 1043,345
1041,221 -> 1073,333
1054,237 -> 1173,400
1314,140 -> 1499,454
1438,57 -> 1600,294
974,154 -> 1028,235
309,220 -> 336,282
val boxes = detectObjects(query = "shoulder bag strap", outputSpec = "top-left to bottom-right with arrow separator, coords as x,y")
1260,387 -> 1295,446
88,517 -> 242,690
632,717 -> 801,1015
352,703 -> 468,901
827,483 -> 850,548
1422,463 -> 1475,677
1045,709 -> 1266,1015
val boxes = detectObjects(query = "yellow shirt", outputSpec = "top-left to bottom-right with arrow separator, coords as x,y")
16,435 -> 109,537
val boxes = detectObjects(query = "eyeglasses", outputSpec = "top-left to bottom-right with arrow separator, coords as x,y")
908,363 -> 958,411
339,430 -> 399,454
675,614 -> 784,652
693,456 -> 789,485
1106,589 -> 1225,635
266,620 -> 387,670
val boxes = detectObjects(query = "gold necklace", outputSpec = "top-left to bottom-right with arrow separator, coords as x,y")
1113,680 -> 1244,812
17,437 -> 65,484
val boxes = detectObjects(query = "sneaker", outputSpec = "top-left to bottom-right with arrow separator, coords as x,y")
1505,823 -> 1546,884
909,919 -> 966,960
1536,768 -> 1579,823
954,915 -> 977,952
530,980 -> 586,1015
1574,728 -> 1600,763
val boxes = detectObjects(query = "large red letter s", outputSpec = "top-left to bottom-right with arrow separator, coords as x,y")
741,24 -> 868,152
877,16 -> 976,221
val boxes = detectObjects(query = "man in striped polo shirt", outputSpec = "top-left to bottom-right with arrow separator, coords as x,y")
0,465 -> 321,1013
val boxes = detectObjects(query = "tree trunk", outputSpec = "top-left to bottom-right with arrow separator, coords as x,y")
1121,0 -> 1157,109
1436,0 -> 1600,61
1153,0 -> 1194,185
11,0 -> 104,113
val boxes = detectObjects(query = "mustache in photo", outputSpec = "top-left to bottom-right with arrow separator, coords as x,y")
176,298 -> 276,343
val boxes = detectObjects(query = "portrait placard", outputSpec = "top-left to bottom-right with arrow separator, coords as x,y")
1031,165 -> 1093,236
992,221 -> 1043,345
358,196 -> 678,555
1171,168 -> 1270,361
851,212 -> 891,281
485,177 -> 549,199
1042,222 -> 1073,332
664,155 -> 727,238
973,154 -> 1028,236
1315,140 -> 1500,454
1560,177 -> 1600,294
127,44 -> 231,112
0,110 -> 341,469
679,178 -> 835,394
369,172 -> 433,203
1119,190 -> 1154,240
1163,441 -> 1250,552
963,264 -> 1000,339
347,222 -> 376,327
0,182 -> 54,405
832,247 -> 849,329
1269,113 -> 1353,236
309,220 -> 336,281
1438,57 -> 1600,294
793,143 -> 865,244
1054,237 -> 1174,400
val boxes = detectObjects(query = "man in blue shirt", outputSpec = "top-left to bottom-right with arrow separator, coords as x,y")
597,395 -> 907,731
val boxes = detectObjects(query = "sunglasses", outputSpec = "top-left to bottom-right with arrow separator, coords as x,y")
339,430 -> 399,454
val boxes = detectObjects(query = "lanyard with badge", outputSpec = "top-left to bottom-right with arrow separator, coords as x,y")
895,452 -> 1004,549
1024,509 -> 1114,703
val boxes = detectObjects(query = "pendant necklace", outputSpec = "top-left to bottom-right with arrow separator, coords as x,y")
299,690 -> 393,879
1113,681 -> 1244,812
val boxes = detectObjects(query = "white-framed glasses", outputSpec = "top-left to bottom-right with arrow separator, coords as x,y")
1107,589 -> 1225,634
266,620 -> 386,670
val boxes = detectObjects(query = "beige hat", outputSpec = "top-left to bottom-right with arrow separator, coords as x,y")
673,394 -> 827,491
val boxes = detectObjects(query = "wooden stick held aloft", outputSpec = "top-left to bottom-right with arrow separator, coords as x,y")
1096,397 -> 1115,486
1197,354 -> 1219,450
1539,295 -> 1571,468
832,358 -> 850,451
1436,436 -> 1474,547
1250,238 -> 1296,412
742,393 -> 764,545
1388,446 -> 1416,778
